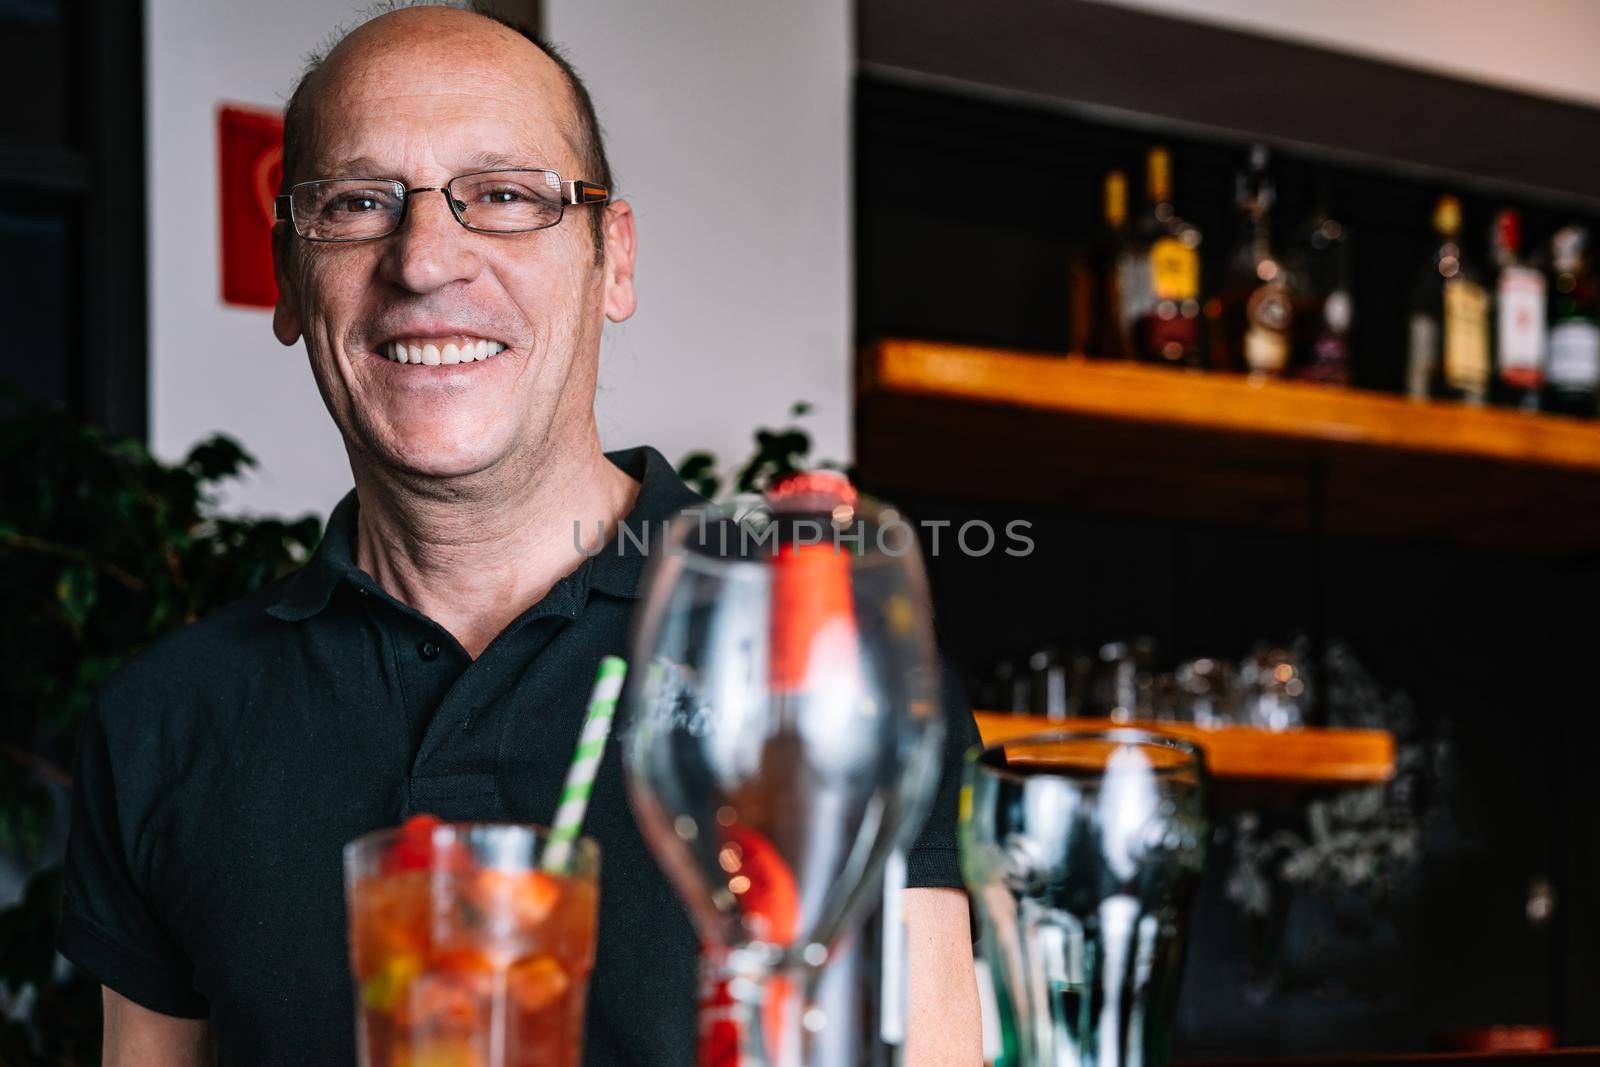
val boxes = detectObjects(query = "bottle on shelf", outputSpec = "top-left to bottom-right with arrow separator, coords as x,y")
1287,184 -> 1353,386
1406,195 -> 1490,404
1123,146 -> 1203,368
1070,170 -> 1132,359
1542,225 -> 1600,417
1205,145 -> 1292,377
1489,208 -> 1547,411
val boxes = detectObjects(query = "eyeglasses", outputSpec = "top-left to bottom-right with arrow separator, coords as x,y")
273,169 -> 609,243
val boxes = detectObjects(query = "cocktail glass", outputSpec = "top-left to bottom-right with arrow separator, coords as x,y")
623,479 -> 947,1066
344,817 -> 600,1067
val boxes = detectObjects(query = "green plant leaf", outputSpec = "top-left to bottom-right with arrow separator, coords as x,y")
184,435 -> 256,483
54,563 -> 97,634
676,452 -> 721,499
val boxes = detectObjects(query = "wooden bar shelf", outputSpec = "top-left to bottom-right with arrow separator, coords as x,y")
857,338 -> 1600,551
974,711 -> 1396,786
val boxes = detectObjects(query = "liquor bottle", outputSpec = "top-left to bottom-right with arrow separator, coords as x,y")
1092,170 -> 1132,359
1406,195 -> 1490,403
1287,186 -> 1353,386
1542,225 -> 1600,417
1124,146 -> 1203,367
1205,146 -> 1292,376
1070,170 -> 1132,359
1490,209 -> 1547,410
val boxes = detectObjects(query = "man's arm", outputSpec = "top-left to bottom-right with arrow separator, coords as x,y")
101,987 -> 214,1067
904,887 -> 983,1067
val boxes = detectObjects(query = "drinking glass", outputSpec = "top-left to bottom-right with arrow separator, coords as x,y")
344,821 -> 600,1067
961,730 -> 1208,1067
1239,646 -> 1309,731
1174,657 -> 1241,728
623,480 -> 947,1066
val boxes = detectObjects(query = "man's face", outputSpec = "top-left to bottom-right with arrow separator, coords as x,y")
273,10 -> 634,483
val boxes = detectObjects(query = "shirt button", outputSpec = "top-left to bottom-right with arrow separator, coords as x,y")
418,640 -> 441,662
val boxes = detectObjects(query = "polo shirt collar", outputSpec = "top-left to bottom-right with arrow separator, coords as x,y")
265,445 -> 703,622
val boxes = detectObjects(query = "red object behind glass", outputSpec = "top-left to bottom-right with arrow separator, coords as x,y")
217,104 -> 284,309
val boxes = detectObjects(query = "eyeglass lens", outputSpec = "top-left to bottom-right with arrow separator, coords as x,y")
289,170 -> 566,241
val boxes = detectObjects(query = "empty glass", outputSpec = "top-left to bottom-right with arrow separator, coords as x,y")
1238,646 -> 1309,731
623,479 -> 946,1066
961,730 -> 1209,1067
1174,657 -> 1242,728
1087,640 -> 1156,722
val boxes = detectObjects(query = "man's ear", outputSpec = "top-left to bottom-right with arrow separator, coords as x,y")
271,226 -> 303,346
601,199 -> 637,324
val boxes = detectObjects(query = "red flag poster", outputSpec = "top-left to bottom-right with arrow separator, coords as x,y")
217,104 -> 285,309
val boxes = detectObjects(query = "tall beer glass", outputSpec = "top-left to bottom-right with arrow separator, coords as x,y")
962,731 -> 1208,1067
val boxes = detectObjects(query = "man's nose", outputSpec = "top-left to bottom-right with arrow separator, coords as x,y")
381,189 -> 482,293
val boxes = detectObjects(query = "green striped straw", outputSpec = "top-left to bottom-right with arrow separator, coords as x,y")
543,656 -> 628,873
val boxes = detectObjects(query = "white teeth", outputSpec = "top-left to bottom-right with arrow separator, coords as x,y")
382,338 -> 505,364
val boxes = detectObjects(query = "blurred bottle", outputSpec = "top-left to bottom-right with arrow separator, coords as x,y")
1542,225 -> 1600,417
1407,195 -> 1490,404
1205,145 -> 1292,377
1288,183 -> 1353,386
1490,208 -> 1547,411
1125,147 -> 1203,368
1070,170 -> 1133,360
1095,171 -> 1134,361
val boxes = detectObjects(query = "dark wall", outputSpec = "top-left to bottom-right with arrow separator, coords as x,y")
855,78 -> 1600,1055
1,0 -> 147,437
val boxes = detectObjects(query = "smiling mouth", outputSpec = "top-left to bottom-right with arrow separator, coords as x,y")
379,336 -> 508,366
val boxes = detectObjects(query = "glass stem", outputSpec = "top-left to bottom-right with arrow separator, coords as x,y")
698,947 -> 813,1067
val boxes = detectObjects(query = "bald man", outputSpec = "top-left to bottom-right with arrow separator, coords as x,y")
59,3 -> 982,1065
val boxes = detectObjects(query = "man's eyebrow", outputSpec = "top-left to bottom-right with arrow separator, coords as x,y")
308,152 -> 562,180
464,150 -> 551,172
318,156 -> 394,179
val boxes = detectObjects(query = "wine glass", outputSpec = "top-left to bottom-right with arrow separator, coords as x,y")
962,729 -> 1208,1067
622,478 -> 946,1066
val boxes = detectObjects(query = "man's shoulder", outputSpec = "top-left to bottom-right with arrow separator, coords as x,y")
95,575 -> 299,724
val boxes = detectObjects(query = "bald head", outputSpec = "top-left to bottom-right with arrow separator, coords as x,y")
281,3 -> 611,252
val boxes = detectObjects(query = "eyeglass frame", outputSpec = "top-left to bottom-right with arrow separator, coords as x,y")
272,169 -> 610,243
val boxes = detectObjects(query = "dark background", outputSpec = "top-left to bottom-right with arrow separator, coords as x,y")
0,0 -> 146,436
856,75 -> 1600,1057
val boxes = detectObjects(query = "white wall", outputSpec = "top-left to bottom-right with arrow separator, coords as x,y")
1095,0 -> 1600,110
146,0 -> 852,520
545,0 -> 852,481
146,0 -> 368,519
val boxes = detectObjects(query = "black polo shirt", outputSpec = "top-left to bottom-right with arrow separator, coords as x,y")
59,445 -> 977,1067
